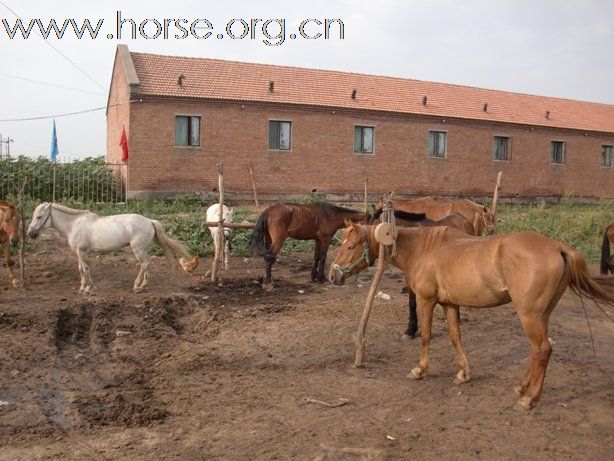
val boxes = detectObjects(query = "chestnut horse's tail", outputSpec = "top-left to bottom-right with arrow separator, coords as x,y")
561,244 -> 614,306
600,227 -> 611,275
251,210 -> 270,257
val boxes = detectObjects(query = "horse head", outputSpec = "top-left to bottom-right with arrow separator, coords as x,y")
0,202 -> 20,246
481,207 -> 496,234
27,202 -> 53,239
329,220 -> 373,286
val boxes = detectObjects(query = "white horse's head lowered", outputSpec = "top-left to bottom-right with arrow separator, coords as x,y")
27,202 -> 53,239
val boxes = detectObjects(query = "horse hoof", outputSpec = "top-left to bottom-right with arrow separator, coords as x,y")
407,369 -> 423,380
133,287 -> 143,293
11,280 -> 19,288
262,284 -> 274,292
453,375 -> 470,385
514,398 -> 533,412
402,333 -> 416,341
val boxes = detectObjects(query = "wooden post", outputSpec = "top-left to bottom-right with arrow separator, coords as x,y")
12,178 -> 27,290
491,171 -> 503,231
248,162 -> 259,208
211,163 -> 224,282
363,177 -> 368,213
52,166 -> 56,203
354,195 -> 392,367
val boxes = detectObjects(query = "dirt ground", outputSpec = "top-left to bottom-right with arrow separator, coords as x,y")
1,232 -> 614,460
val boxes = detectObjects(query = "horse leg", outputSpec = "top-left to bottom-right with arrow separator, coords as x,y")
77,249 -> 94,295
408,297 -> 436,380
404,288 -> 419,339
514,314 -> 552,410
224,238 -> 230,270
2,240 -> 18,287
443,304 -> 470,384
263,234 -> 286,289
311,240 -> 321,282
316,238 -> 330,282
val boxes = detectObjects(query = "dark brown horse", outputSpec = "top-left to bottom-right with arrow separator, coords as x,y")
370,208 -> 475,337
0,200 -> 20,287
601,223 -> 614,274
251,202 -> 366,286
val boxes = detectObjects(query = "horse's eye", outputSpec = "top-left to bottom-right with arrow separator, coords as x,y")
348,244 -> 355,250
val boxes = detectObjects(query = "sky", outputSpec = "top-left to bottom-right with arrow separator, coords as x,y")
0,0 -> 613,160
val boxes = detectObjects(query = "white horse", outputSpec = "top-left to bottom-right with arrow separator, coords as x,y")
27,203 -> 198,294
206,204 -> 233,270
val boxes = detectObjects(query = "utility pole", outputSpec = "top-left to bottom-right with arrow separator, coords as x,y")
0,134 -> 14,159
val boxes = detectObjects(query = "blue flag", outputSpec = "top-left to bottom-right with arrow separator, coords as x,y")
50,119 -> 59,161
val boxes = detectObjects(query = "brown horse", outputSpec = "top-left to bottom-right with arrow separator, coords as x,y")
329,222 -> 614,410
600,223 -> 614,274
370,207 -> 475,337
0,200 -> 20,287
380,197 -> 495,235
251,202 -> 366,286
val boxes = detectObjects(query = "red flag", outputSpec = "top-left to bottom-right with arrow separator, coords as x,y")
119,126 -> 129,163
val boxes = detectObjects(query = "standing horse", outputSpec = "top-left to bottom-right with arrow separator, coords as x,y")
380,197 -> 495,235
0,200 -> 20,287
251,202 -> 366,287
27,203 -> 198,294
329,222 -> 614,410
206,204 -> 234,270
600,223 -> 614,274
370,207 -> 475,337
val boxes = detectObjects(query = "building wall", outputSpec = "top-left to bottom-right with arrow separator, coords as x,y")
106,53 -> 131,166
120,97 -> 614,199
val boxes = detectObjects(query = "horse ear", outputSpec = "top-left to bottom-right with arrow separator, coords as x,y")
344,218 -> 353,228
483,206 -> 488,212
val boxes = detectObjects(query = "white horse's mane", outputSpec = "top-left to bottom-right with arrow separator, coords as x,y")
50,203 -> 91,215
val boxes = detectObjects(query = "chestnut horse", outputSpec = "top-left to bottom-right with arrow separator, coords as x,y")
380,197 -> 495,235
370,207 -> 474,337
600,223 -> 614,274
251,202 -> 365,286
329,222 -> 614,410
0,200 -> 20,287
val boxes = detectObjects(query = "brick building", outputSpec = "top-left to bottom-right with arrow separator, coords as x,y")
106,44 -> 614,201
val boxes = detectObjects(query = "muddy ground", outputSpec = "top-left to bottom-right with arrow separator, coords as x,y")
1,232 -> 613,460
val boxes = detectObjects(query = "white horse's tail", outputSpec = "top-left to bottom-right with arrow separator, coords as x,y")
151,220 -> 199,272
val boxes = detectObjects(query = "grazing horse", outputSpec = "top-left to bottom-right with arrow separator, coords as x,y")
206,204 -> 234,270
600,223 -> 614,274
380,197 -> 495,235
0,200 -> 20,287
369,208 -> 475,337
27,203 -> 198,294
329,222 -> 614,410
251,202 -> 366,286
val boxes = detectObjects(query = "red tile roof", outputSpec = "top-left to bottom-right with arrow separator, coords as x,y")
128,50 -> 614,134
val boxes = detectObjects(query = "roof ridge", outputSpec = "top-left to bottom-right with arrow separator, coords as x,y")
129,50 -> 614,108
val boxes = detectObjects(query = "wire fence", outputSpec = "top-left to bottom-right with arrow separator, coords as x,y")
0,156 -> 126,203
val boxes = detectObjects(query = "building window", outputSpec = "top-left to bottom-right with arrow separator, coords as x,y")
493,136 -> 510,161
354,126 -> 374,154
550,141 -> 566,164
175,116 -> 200,147
428,131 -> 446,157
269,121 -> 291,150
602,145 -> 613,167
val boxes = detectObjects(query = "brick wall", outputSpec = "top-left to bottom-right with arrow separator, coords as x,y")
106,52 -> 130,173
116,97 -> 614,199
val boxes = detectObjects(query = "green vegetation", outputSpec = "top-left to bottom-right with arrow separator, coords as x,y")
496,199 -> 614,262
4,192 -> 613,263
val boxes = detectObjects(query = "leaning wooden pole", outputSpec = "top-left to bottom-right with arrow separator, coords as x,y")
248,162 -> 259,208
354,196 -> 392,368
491,171 -> 503,232
211,163 -> 224,282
